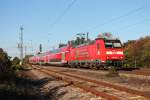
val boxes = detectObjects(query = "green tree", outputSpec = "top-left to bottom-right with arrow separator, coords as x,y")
0,48 -> 11,73
12,57 -> 20,66
11,57 -> 22,70
124,36 -> 150,68
23,55 -> 33,64
12,57 -> 20,65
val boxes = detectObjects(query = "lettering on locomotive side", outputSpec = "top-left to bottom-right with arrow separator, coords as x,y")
75,48 -> 89,58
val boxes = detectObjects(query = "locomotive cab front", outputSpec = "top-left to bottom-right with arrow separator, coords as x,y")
104,39 -> 124,67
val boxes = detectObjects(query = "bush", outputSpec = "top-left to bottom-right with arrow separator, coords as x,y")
0,48 -> 12,73
12,57 -> 20,66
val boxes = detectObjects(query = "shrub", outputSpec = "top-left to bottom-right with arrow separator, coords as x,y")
0,48 -> 12,73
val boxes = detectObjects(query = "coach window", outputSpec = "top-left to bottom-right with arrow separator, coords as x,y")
97,43 -> 100,49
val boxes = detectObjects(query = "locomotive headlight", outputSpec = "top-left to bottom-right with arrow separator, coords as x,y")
106,51 -> 112,54
117,51 -> 123,54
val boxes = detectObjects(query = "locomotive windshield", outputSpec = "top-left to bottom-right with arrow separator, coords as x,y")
105,40 -> 122,48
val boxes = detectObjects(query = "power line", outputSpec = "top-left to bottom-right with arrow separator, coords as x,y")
89,3 -> 150,31
50,0 -> 77,28
116,18 -> 150,32
111,18 -> 150,40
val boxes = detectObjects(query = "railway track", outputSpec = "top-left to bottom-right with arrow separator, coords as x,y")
118,68 -> 150,81
33,66 -> 119,100
120,68 -> 150,76
44,65 -> 150,80
32,65 -> 149,100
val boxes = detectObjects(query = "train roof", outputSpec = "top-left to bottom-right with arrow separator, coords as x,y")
32,45 -> 70,57
73,37 -> 121,48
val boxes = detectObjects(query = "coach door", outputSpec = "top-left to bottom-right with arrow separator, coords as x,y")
61,52 -> 65,62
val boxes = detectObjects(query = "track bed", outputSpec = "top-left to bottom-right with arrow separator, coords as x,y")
32,65 -> 150,99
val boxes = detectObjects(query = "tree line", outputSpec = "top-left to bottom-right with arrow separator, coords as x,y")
123,36 -> 150,68
0,48 -> 32,74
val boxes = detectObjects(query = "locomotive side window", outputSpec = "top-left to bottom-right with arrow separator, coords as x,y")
105,42 -> 113,48
113,42 -> 121,48
105,40 -> 122,48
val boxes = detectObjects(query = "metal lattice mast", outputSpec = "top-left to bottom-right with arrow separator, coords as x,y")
20,26 -> 24,64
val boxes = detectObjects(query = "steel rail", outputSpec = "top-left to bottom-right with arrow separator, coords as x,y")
33,66 -> 120,100
40,66 -> 150,99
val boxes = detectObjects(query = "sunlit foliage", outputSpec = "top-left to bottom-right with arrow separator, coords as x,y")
124,36 -> 150,67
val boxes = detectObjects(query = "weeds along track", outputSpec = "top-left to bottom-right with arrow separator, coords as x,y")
32,65 -> 149,100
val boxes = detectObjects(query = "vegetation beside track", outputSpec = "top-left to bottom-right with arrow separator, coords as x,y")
123,36 -> 150,68
0,48 -> 38,100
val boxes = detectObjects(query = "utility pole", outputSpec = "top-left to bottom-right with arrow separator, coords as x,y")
19,26 -> 24,65
86,32 -> 89,41
39,44 -> 42,53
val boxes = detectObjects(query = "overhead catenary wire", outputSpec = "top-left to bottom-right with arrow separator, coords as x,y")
50,0 -> 77,28
89,3 -> 150,31
115,18 -> 150,32
47,0 -> 77,49
109,17 -> 150,42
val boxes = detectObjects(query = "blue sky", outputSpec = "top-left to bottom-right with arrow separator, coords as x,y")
0,0 -> 150,57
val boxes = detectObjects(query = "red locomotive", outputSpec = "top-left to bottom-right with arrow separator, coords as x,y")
29,33 -> 124,69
